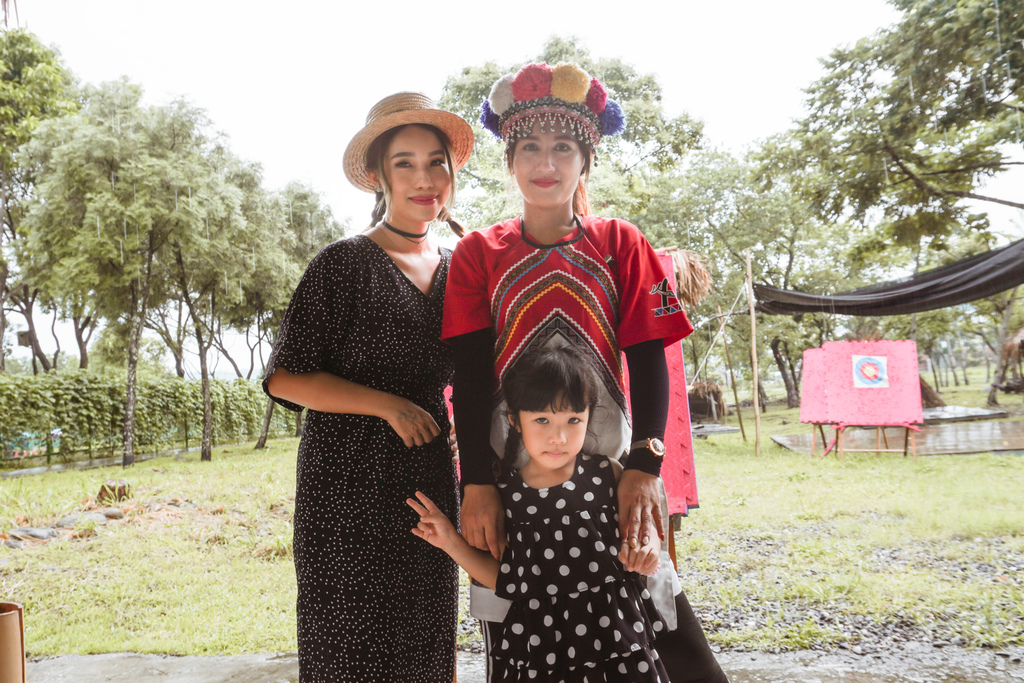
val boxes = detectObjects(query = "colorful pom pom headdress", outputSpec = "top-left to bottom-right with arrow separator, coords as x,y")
480,62 -> 625,149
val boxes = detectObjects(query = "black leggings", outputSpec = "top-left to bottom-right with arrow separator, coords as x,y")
652,590 -> 730,683
482,588 -> 729,683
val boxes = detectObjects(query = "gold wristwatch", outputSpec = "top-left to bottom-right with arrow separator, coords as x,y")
629,437 -> 666,457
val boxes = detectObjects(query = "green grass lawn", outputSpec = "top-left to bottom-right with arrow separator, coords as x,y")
1,441 -> 301,655
682,427 -> 1023,649
2,421 -> 1022,656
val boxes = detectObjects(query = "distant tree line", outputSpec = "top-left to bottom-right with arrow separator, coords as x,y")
439,2 -> 1022,409
2,0 -> 1022,467
1,29 -> 343,465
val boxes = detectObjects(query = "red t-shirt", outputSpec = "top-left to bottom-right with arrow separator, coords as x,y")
443,216 -> 693,461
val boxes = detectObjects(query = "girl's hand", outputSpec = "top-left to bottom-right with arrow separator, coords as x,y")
617,469 -> 664,567
623,532 -> 661,575
407,491 -> 458,551
385,397 -> 441,447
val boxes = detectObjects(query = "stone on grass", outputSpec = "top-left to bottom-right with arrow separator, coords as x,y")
8,527 -> 58,540
101,508 -> 125,520
57,512 -> 108,529
80,512 -> 109,525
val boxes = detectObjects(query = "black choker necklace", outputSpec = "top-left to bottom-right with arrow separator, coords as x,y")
520,215 -> 586,250
383,221 -> 429,242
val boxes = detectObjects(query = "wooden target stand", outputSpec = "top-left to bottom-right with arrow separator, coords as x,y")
810,423 -> 918,460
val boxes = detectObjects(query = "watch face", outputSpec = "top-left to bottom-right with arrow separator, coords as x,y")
649,438 -> 666,455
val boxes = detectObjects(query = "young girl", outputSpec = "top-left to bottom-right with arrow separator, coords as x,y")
408,346 -> 668,683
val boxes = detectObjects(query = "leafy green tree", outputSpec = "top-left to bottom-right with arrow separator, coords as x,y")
22,79 -> 223,465
89,319 -> 172,381
647,145 -> 866,407
973,287 -> 1022,405
249,182 -> 344,448
787,0 -> 1022,247
165,141 -> 251,462
145,298 -> 190,377
222,180 -> 343,381
0,29 -> 76,371
724,0 -> 1022,403
208,160 -> 278,381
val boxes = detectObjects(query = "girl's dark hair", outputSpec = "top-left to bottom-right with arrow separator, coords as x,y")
500,345 -> 601,470
365,123 -> 465,236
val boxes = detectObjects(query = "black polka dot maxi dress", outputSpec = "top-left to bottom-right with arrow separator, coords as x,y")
263,235 -> 459,683
492,453 -> 669,683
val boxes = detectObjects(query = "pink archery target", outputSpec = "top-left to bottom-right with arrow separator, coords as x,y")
800,340 -> 922,427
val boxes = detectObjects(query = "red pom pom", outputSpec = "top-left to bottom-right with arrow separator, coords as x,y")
585,78 -> 607,114
512,63 -> 553,102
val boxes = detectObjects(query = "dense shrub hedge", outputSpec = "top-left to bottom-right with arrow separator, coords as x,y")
0,371 -> 294,464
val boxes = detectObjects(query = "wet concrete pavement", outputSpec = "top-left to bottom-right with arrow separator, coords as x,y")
26,645 -> 1024,682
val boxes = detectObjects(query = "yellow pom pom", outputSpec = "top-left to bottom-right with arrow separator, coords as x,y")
550,63 -> 591,104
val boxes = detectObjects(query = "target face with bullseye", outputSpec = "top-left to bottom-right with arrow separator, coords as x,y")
852,355 -> 889,388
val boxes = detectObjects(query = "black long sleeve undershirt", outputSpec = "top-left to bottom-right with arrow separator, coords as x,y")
622,338 -> 670,477
448,332 -> 671,485
449,328 -> 500,486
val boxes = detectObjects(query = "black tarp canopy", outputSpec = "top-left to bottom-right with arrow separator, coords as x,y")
754,238 -> 1024,317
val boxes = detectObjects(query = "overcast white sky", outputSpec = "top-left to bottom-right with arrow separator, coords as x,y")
24,0 -> 911,225
11,0 -> 1022,374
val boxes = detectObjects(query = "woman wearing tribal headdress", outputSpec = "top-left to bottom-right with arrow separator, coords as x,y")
442,63 -> 728,682
264,92 -> 473,682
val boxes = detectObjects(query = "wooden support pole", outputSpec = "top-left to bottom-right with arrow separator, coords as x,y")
746,249 -> 761,456
667,514 -> 680,573
718,304 -> 746,442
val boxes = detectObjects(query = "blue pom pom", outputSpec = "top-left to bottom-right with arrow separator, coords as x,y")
480,101 -> 501,139
599,100 -> 625,137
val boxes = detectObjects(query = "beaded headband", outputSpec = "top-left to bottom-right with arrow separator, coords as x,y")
480,62 -> 625,148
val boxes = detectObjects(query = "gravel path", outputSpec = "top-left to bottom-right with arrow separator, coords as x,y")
25,645 -> 1024,682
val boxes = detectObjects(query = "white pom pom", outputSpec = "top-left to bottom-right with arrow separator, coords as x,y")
489,74 -> 515,116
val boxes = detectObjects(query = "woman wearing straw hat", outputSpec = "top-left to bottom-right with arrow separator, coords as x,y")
264,92 -> 473,683
442,63 -> 729,682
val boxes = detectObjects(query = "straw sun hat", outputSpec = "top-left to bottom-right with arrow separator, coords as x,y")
343,92 -> 475,193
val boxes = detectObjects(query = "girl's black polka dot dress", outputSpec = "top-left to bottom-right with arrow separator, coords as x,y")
492,453 -> 669,683
263,235 -> 459,682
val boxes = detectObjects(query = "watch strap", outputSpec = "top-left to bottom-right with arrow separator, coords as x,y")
630,438 -> 665,456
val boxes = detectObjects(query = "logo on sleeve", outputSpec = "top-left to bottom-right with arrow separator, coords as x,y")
650,278 -> 683,317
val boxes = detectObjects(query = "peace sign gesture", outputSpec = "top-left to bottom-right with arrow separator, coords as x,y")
407,492 -> 459,552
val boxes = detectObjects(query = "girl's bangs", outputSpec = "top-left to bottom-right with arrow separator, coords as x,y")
508,355 -> 594,414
